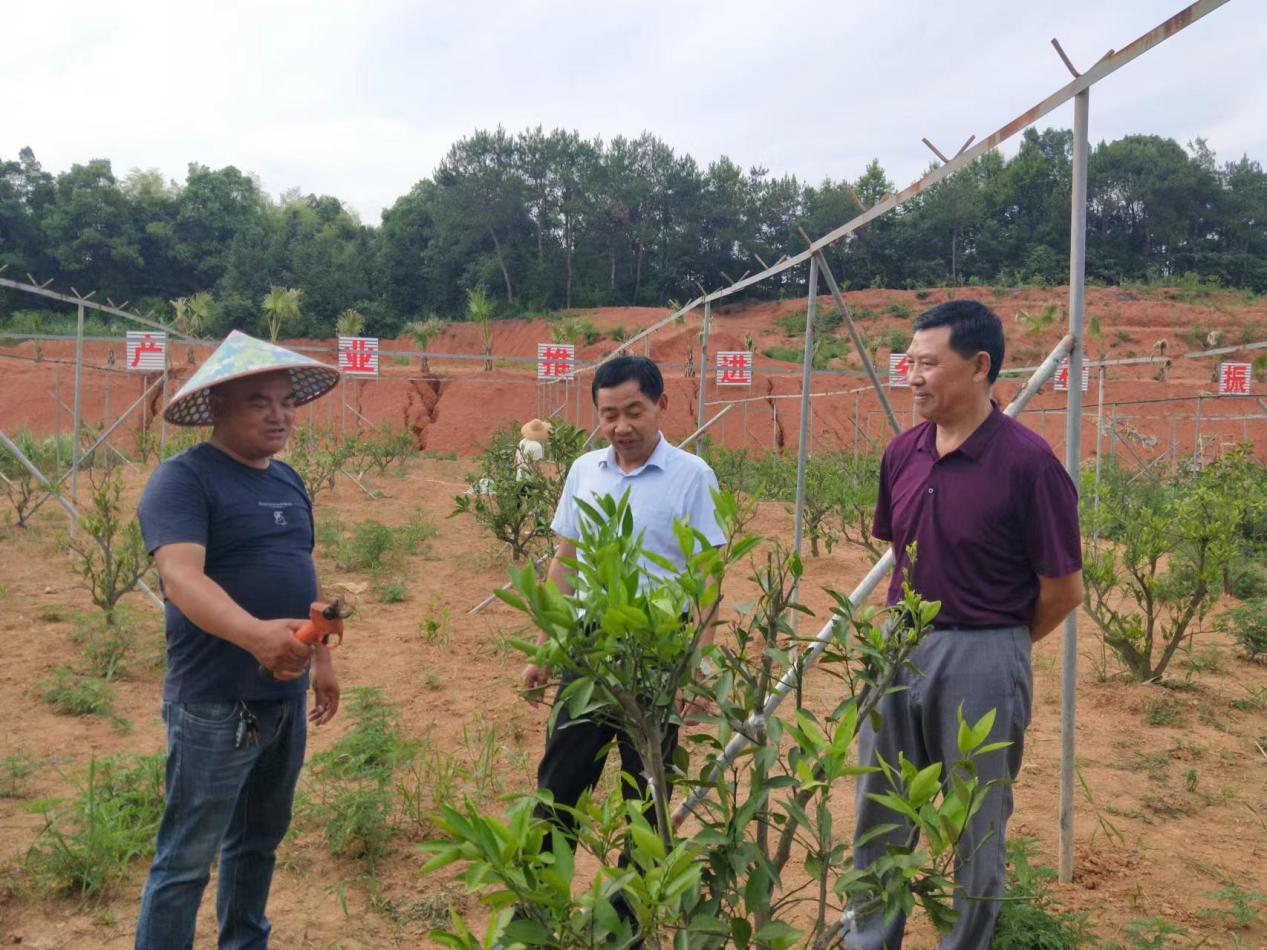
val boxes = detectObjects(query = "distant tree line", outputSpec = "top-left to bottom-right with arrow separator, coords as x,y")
2,126 -> 1264,338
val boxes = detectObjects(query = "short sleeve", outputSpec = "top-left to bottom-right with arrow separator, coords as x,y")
137,459 -> 210,554
1024,457 -> 1083,578
871,449 -> 894,542
686,467 -> 727,547
550,461 -> 580,540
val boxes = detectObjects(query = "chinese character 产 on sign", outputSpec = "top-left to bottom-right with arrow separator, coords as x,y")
126,331 -> 168,372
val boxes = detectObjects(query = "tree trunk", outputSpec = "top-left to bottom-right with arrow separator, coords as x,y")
489,228 -> 514,304
951,223 -> 958,285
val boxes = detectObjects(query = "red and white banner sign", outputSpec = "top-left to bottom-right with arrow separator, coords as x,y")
338,336 -> 379,377
715,351 -> 753,386
1218,361 -> 1251,396
126,331 -> 167,372
888,352 -> 911,388
1054,358 -> 1090,393
537,343 -> 575,380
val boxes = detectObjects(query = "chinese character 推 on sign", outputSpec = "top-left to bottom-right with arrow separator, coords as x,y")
536,343 -> 575,380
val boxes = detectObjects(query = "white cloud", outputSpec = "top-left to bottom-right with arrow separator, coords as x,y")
2,0 -> 1262,222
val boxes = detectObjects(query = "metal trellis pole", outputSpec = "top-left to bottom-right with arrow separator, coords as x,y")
791,257 -> 818,565
71,301 -> 85,506
1059,85 -> 1089,885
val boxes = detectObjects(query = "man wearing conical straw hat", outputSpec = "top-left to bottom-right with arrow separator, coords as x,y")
515,417 -> 552,482
134,330 -> 342,949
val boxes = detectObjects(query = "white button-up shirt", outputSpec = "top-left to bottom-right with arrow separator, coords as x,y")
551,433 -> 726,581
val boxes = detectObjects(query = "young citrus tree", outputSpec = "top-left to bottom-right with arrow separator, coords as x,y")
423,491 -> 1004,948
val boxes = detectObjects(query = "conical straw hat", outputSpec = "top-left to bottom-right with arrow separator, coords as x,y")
163,330 -> 341,426
521,418 -> 552,441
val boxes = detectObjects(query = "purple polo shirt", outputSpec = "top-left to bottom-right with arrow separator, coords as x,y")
872,405 -> 1081,629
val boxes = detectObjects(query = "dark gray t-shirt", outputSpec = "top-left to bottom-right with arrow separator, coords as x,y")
138,442 -> 317,702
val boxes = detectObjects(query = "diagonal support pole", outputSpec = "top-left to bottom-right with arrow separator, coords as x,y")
809,245 -> 903,436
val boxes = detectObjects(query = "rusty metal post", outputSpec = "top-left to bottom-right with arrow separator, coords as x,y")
71,301 -> 85,506
696,297 -> 711,449
1059,85 -> 1089,886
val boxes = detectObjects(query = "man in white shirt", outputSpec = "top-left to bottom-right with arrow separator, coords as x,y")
520,356 -> 725,857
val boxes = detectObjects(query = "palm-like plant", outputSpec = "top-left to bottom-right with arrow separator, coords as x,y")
466,287 -> 495,371
261,286 -> 303,343
335,308 -> 366,338
406,317 -> 445,373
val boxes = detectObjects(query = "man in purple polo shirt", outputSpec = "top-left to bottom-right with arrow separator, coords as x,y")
848,300 -> 1083,950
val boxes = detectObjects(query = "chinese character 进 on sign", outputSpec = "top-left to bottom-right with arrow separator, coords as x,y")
1053,358 -> 1090,393
715,351 -> 753,386
1218,361 -> 1251,396
888,352 -> 911,388
537,343 -> 575,380
338,336 -> 379,377
126,331 -> 167,372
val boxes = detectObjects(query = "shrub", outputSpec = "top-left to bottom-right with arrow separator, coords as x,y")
38,666 -> 115,718
0,430 -> 63,528
1215,599 -> 1267,662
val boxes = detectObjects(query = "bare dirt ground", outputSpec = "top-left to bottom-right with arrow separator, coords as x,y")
1,286 -> 1266,947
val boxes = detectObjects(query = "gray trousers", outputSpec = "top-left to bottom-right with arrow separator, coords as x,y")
847,626 -> 1033,950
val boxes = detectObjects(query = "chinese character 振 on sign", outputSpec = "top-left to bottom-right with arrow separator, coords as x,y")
1218,361 -> 1251,396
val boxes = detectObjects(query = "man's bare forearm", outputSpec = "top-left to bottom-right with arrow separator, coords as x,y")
163,568 -> 270,652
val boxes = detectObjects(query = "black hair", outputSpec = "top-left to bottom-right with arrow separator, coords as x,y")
591,355 -> 664,403
911,300 -> 1006,383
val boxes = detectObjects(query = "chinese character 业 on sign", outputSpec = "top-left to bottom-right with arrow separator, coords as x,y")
338,336 -> 379,377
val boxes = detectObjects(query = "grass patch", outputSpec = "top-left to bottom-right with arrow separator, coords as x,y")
0,752 -> 39,798
38,667 -> 115,718
21,753 -> 165,903
1143,694 -> 1185,727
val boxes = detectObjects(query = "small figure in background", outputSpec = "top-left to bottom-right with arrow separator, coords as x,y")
515,418 -> 552,482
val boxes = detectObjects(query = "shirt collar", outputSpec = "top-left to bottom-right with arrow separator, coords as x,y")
916,402 -> 1005,461
599,432 -> 668,474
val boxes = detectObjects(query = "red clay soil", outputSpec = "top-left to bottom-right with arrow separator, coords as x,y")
2,286 -> 1265,462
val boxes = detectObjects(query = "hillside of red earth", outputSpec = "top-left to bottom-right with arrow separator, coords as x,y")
2,285 -> 1264,462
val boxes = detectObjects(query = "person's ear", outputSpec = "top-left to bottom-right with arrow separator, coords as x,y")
974,351 -> 992,382
657,392 -> 668,411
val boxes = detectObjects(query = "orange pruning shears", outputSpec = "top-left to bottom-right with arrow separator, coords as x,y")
294,599 -> 349,649
260,598 -> 349,679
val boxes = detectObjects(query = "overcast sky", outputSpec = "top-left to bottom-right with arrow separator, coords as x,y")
3,1 -> 1261,225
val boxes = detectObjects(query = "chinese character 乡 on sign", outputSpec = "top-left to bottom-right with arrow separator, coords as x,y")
1054,358 -> 1090,393
537,343 -> 575,380
338,336 -> 379,377
888,352 -> 910,388
1218,361 -> 1251,396
715,351 -> 752,386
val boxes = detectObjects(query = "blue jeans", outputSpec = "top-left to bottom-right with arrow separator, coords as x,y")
135,698 -> 306,950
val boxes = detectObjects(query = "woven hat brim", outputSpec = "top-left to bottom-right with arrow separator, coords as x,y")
163,364 -> 341,426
